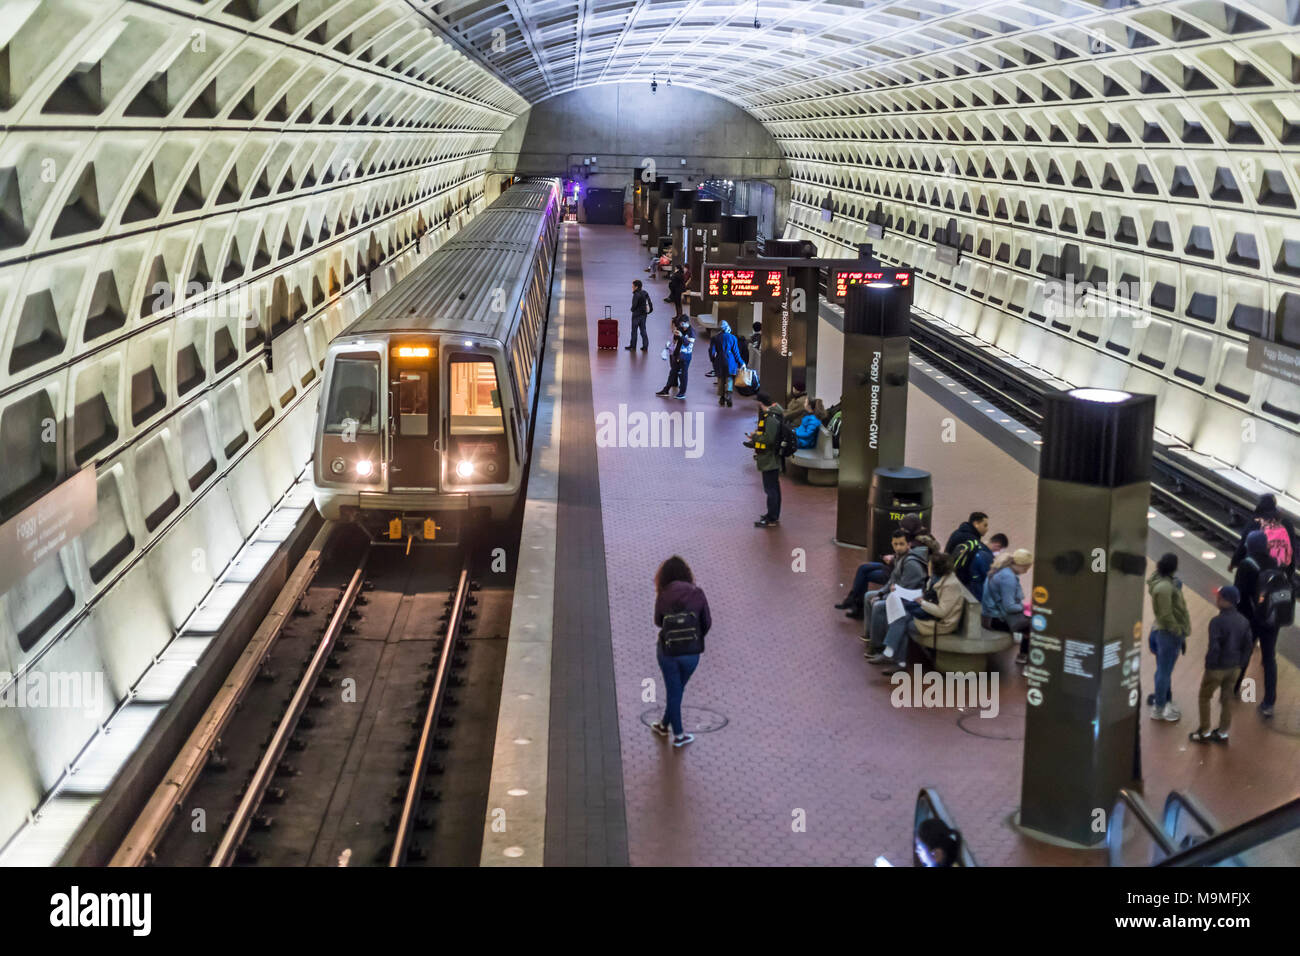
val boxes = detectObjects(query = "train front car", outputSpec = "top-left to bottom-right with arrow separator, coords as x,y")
314,333 -> 513,543
311,178 -> 560,544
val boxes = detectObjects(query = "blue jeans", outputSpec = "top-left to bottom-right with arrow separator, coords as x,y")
658,649 -> 700,735
883,616 -> 916,660
1151,628 -> 1182,708
849,563 -> 890,607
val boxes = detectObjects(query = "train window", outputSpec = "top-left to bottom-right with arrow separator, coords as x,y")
449,357 -> 505,434
324,355 -> 380,436
397,370 -> 429,437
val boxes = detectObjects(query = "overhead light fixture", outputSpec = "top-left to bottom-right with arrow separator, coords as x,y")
651,74 -> 658,94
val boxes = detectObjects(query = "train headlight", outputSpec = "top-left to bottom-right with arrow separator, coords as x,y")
355,460 -> 374,477
455,459 -> 475,479
330,457 -> 346,475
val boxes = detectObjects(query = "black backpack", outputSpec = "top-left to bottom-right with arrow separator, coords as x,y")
950,539 -> 984,584
1255,565 -> 1296,628
659,609 -> 704,656
776,418 -> 798,459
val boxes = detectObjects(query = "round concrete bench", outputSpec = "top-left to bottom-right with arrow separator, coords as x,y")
908,590 -> 1014,672
789,426 -> 838,485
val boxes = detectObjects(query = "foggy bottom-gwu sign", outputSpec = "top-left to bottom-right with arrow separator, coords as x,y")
704,266 -> 785,301
0,466 -> 97,604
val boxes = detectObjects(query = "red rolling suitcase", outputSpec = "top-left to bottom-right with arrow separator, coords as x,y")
597,305 -> 618,350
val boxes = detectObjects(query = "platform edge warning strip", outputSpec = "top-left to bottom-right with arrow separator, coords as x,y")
545,226 -> 630,866
478,233 -> 567,866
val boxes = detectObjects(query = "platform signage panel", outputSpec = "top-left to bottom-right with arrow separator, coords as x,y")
704,266 -> 785,301
0,466 -> 97,597
829,269 -> 912,303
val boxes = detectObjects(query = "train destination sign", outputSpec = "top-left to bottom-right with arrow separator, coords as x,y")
829,269 -> 912,303
704,266 -> 785,301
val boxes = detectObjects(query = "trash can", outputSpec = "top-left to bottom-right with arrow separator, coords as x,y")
867,466 -> 933,560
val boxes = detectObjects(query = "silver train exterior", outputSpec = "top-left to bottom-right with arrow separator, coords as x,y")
311,178 -> 561,540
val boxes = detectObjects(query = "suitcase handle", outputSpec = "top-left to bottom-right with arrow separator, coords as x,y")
604,305 -> 612,320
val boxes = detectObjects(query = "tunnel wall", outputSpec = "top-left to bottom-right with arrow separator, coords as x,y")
490,82 -> 792,222
0,0 -> 524,847
764,14 -> 1300,499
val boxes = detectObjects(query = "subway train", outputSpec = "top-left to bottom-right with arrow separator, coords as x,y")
311,178 -> 561,541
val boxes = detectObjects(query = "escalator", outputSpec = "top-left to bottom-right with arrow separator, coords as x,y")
910,788 -> 1300,866
1108,789 -> 1300,867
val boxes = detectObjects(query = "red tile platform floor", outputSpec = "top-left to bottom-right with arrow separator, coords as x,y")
575,224 -> 1300,866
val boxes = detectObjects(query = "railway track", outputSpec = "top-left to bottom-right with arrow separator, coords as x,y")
112,524 -> 505,867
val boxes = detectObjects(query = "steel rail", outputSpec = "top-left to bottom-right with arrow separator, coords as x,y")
110,523 -> 332,867
209,555 -> 369,867
388,566 -> 472,867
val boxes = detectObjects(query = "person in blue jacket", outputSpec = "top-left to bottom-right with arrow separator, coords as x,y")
708,320 -> 743,407
980,548 -> 1034,665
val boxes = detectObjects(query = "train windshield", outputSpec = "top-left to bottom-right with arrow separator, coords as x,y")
324,354 -> 380,436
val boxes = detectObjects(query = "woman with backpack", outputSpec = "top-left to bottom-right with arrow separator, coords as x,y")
651,556 -> 711,748
1232,530 -> 1285,718
1229,493 -> 1295,578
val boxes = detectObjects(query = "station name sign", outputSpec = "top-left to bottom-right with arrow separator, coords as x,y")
830,269 -> 912,303
704,266 -> 785,301
0,466 -> 98,609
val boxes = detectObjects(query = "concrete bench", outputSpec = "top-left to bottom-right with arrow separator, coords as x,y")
790,426 -> 838,485
908,587 -> 1013,672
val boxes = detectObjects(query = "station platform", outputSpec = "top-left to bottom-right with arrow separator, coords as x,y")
528,223 -> 1300,867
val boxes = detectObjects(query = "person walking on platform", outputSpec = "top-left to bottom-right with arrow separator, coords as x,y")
709,320 -> 744,406
1147,553 -> 1191,722
625,279 -> 653,351
981,548 -> 1034,665
656,317 -> 695,399
945,511 -> 993,600
747,392 -> 784,528
1189,586 -> 1253,744
1232,529 -> 1282,717
651,556 -> 711,749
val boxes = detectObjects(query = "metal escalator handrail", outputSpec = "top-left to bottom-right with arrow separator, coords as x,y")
1162,790 -> 1221,850
1109,788 -> 1177,867
1156,796 -> 1300,867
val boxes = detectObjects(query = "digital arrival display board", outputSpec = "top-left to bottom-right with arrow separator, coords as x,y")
829,269 -> 912,303
704,266 -> 785,301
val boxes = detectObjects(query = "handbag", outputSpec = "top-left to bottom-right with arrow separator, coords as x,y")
658,610 -> 704,656
735,365 -> 754,388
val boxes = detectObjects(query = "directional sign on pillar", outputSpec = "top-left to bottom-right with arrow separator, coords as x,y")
1019,388 -> 1156,848
835,280 -> 911,547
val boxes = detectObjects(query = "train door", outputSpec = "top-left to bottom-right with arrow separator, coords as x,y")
446,351 -> 509,486
387,343 -> 439,490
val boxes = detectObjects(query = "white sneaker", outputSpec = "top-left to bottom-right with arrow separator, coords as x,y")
1164,703 -> 1182,721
